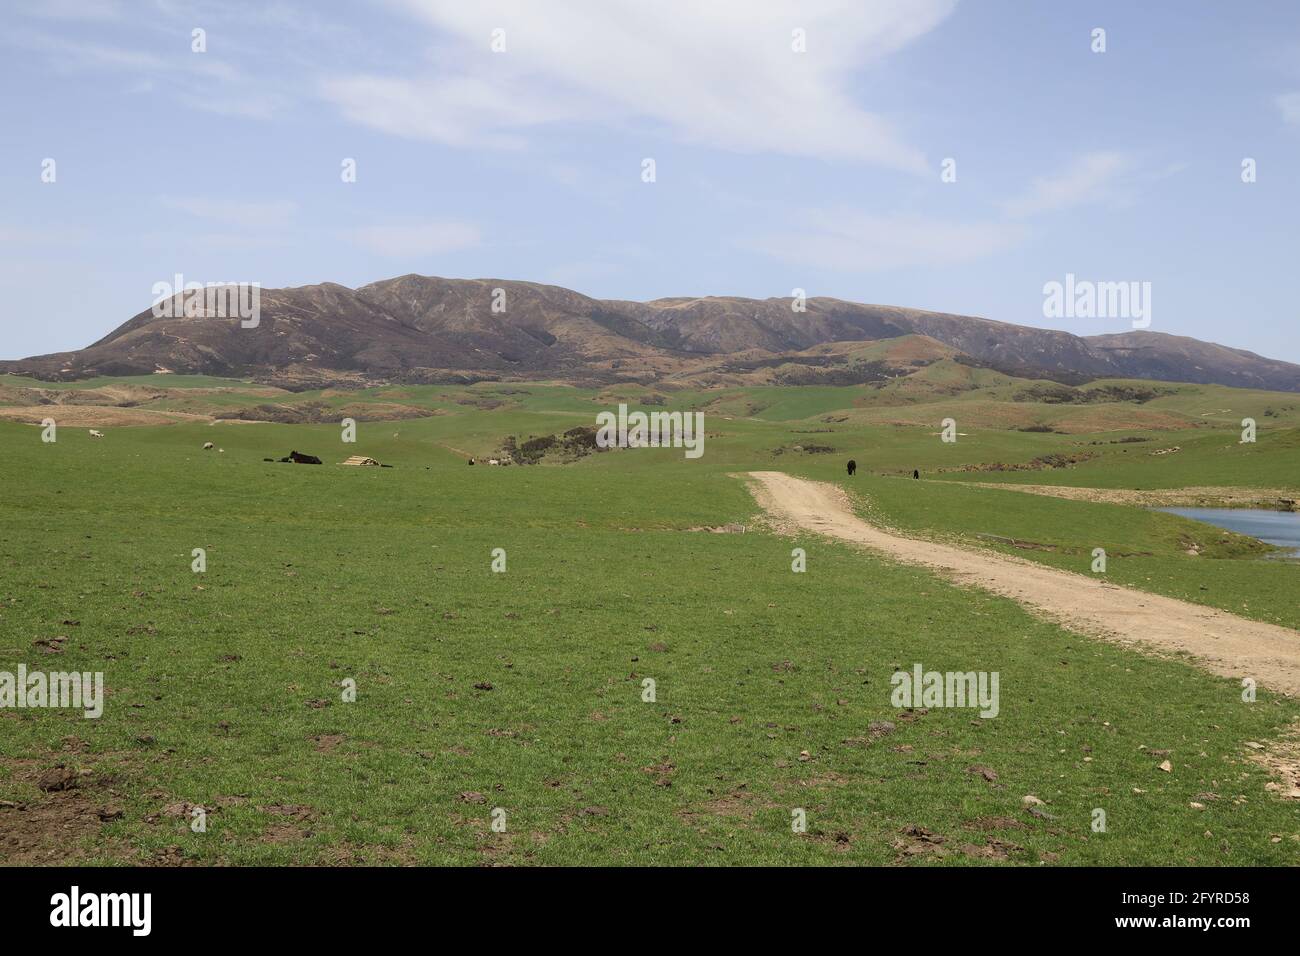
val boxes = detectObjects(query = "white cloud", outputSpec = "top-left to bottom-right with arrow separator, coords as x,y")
175,90 -> 290,120
321,0 -> 956,169
321,74 -> 556,150
743,212 -> 1028,272
5,24 -> 291,119
159,197 -> 298,228
1001,151 -> 1134,218
11,32 -> 166,72
349,222 -> 482,258
1277,91 -> 1300,125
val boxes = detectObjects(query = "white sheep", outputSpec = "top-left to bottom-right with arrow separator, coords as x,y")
88,430 -> 104,439
488,458 -> 500,466
203,442 -> 214,450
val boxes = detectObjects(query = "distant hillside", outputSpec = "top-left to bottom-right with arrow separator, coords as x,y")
4,275 -> 1297,392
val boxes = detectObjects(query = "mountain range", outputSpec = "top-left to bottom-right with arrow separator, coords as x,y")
4,275 -> 1297,392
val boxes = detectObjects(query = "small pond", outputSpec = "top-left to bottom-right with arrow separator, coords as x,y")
1156,507 -> 1300,558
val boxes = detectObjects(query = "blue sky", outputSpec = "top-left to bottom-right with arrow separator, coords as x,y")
2,0 -> 1298,362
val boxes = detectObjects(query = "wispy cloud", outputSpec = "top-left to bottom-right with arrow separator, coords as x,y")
8,30 -> 166,71
744,147 -> 1164,274
348,222 -> 482,258
4,19 -> 293,120
174,90 -> 291,120
321,73 -> 555,150
321,0 -> 956,170
744,212 -> 1029,272
1001,151 -> 1135,218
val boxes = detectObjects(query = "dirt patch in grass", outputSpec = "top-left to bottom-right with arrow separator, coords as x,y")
678,786 -> 777,823
311,734 -> 346,754
258,803 -> 317,845
890,823 -> 1024,863
318,838 -> 421,866
641,760 -> 675,788
891,823 -> 948,860
449,812 -> 520,865
1247,722 -> 1300,799
837,723 -> 899,749
261,823 -> 311,844
0,756 -> 137,865
956,838 -> 1023,861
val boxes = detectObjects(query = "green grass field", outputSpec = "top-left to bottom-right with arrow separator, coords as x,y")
1,375 -> 1297,866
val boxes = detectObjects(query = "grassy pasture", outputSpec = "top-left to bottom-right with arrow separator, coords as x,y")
1,377 -> 1297,866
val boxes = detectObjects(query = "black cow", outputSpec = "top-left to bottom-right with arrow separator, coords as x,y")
847,459 -> 857,476
913,469 -> 920,479
283,450 -> 323,465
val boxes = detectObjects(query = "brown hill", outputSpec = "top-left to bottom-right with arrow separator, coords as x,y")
3,275 -> 1296,392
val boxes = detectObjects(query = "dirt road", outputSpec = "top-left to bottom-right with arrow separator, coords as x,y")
959,481 -> 1297,511
745,471 -> 1300,696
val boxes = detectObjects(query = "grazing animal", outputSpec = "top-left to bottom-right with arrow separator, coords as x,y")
203,442 -> 214,450
488,458 -> 500,466
218,448 -> 225,454
282,450 -> 323,465
913,469 -> 920,479
846,459 -> 856,476
88,430 -> 104,439
468,458 -> 475,465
